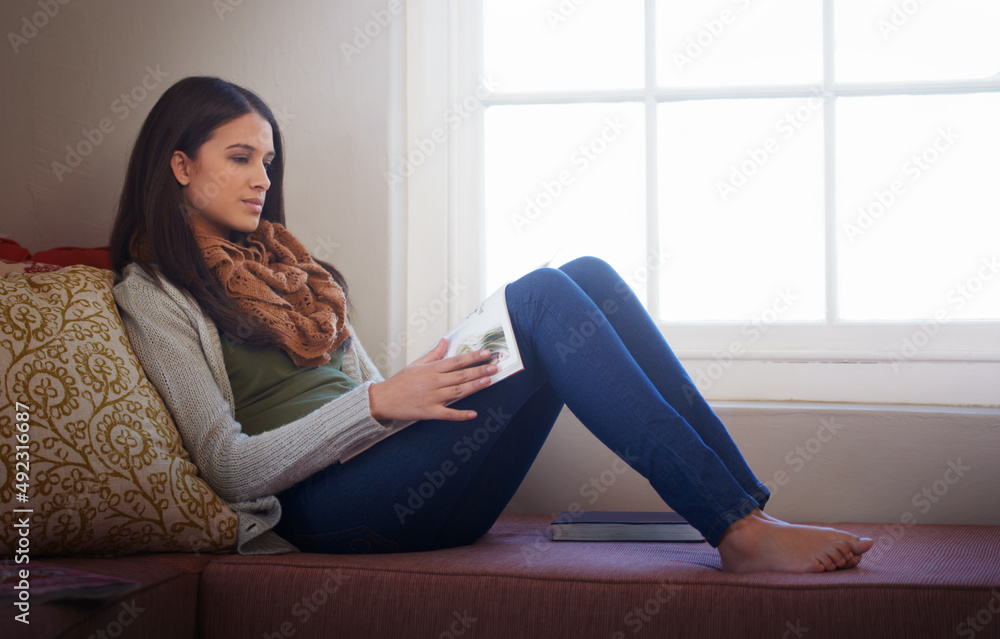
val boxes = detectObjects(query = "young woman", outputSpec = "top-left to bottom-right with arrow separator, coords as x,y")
110,76 -> 873,572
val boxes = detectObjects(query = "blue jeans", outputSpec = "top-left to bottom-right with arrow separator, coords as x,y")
274,257 -> 770,552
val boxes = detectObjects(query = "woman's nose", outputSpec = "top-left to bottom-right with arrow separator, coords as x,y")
252,163 -> 270,191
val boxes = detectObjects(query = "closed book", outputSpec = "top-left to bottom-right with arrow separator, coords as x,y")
0,563 -> 140,604
551,511 -> 705,542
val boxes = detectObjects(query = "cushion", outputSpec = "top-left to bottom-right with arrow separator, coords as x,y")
31,246 -> 112,270
199,514 -> 1000,639
0,553 -> 211,639
0,239 -> 31,262
0,259 -> 63,277
0,265 -> 237,557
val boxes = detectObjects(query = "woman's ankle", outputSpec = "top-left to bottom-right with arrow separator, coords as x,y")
717,509 -> 764,549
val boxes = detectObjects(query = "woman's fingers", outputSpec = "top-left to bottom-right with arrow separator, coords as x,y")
438,407 -> 480,421
435,348 -> 494,372
413,342 -> 493,372
433,365 -> 499,420
437,363 -> 498,398
434,363 -> 497,399
369,347 -> 499,423
412,338 -> 449,365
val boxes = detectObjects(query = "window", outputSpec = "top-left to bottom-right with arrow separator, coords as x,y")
402,0 -> 1000,406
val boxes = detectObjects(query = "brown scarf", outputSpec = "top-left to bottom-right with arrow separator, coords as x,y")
129,219 -> 351,366
192,220 -> 351,367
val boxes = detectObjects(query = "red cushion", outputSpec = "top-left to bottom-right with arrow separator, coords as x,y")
0,554 -> 211,639
198,514 -> 1000,639
0,238 -> 30,262
30,246 -> 112,270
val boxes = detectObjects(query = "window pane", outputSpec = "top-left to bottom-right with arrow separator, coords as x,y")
484,103 -> 647,298
658,99 -> 826,322
835,0 -> 1000,82
836,94 -> 1000,321
483,0 -> 644,92
656,0 -> 822,87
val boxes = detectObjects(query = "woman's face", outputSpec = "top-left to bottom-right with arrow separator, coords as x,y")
171,112 -> 275,239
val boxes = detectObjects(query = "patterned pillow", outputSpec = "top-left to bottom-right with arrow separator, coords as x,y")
0,266 -> 237,557
0,259 -> 63,277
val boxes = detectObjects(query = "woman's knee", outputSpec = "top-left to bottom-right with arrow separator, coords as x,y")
508,265 -> 575,299
559,255 -> 614,277
558,256 -> 625,292
507,256 -> 625,310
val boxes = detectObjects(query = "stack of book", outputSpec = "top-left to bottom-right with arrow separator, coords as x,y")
551,511 -> 705,542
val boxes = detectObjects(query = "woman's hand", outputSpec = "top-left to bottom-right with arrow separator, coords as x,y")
368,338 -> 498,423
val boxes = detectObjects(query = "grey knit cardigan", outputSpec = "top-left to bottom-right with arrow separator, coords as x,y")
112,262 -> 393,554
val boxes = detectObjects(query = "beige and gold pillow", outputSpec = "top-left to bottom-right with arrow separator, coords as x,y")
0,265 -> 237,557
0,259 -> 63,276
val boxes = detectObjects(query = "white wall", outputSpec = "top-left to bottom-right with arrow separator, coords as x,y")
505,404 -> 1000,526
0,0 -> 399,353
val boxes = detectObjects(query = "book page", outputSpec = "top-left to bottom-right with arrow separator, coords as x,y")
441,283 -> 523,384
340,283 -> 523,462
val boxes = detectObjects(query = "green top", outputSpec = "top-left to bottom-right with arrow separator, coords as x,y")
220,334 -> 359,437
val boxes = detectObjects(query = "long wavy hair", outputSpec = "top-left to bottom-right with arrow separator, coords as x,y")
110,76 -> 349,336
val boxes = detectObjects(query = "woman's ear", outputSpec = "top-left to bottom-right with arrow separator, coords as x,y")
170,151 -> 194,186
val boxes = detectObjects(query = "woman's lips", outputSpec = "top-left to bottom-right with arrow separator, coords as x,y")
243,198 -> 263,214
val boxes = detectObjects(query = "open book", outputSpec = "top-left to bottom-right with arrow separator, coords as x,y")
340,283 -> 523,462
441,283 -> 524,384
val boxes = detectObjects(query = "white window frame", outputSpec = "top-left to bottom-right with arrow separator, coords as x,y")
400,0 -> 1000,407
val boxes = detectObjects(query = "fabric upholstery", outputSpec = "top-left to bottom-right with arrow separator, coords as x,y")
0,239 -> 31,262
0,553 -> 212,639
0,265 -> 237,557
197,515 -> 1000,639
0,237 -> 111,272
0,259 -> 63,276
28,246 -> 112,270
6,515 -> 999,638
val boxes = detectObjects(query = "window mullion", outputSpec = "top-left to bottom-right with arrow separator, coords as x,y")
645,0 -> 659,318
450,0 -> 486,323
823,0 -> 838,324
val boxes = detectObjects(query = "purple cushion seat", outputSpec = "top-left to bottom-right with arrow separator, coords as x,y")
1,553 -> 212,639
198,515 -> 1000,639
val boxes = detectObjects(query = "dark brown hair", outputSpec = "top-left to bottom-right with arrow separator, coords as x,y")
110,76 -> 349,337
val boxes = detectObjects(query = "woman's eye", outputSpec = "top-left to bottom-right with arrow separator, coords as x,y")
232,156 -> 249,164
264,162 -> 273,172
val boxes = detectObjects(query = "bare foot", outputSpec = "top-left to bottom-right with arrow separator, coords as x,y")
749,510 -> 862,568
717,509 -> 874,573
750,509 -> 783,524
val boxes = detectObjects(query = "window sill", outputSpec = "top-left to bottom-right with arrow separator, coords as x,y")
677,357 -> 1000,407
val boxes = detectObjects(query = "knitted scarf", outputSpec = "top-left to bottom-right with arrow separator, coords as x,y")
129,219 -> 351,366
192,220 -> 351,367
